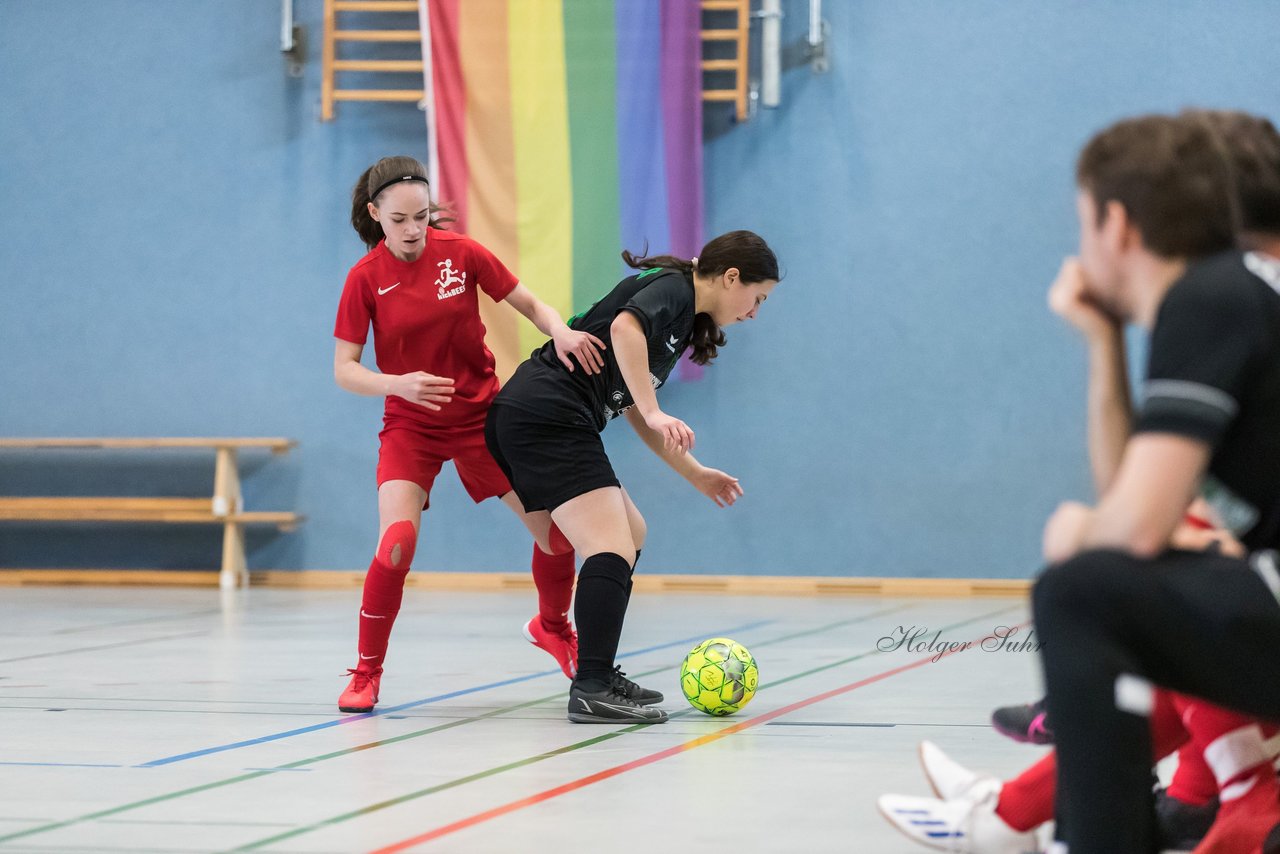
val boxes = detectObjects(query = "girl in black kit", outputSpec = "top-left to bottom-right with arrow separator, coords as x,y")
485,230 -> 780,723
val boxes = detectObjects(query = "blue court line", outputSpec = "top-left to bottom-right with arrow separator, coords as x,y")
135,619 -> 772,768
0,761 -> 124,768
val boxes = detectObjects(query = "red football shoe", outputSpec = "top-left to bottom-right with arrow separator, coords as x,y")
338,667 -> 382,713
523,616 -> 578,679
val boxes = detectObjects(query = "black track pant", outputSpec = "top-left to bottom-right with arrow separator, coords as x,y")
1033,548 -> 1280,853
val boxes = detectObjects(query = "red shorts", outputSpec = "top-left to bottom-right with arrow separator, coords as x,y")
376,418 -> 511,509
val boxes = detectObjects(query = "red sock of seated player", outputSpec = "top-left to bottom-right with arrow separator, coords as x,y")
1194,760 -> 1280,854
531,525 -> 575,632
995,686 -> 1191,833
1168,694 -> 1219,807
1170,742 -> 1220,808
354,520 -> 416,672
995,752 -> 1057,832
1177,696 -> 1280,800
1150,687 -> 1192,759
1180,698 -> 1280,854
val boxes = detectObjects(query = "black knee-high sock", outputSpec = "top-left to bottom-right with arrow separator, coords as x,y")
574,552 -> 633,691
626,549 -> 641,601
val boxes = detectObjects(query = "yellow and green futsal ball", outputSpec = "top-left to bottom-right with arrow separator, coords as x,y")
679,637 -> 758,716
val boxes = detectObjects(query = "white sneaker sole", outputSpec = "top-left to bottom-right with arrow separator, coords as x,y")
876,799 -> 957,852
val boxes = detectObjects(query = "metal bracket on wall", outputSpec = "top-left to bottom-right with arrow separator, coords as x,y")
281,0 -> 306,78
807,0 -> 830,74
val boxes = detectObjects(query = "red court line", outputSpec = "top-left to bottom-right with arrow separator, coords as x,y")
370,625 -> 1019,853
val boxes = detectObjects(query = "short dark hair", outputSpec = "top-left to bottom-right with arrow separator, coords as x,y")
1077,114 -> 1235,258
1186,109 -> 1280,235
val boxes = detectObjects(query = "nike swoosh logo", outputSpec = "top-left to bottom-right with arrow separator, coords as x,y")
359,653 -> 378,660
360,610 -> 387,619
579,699 -> 649,718
377,282 -> 400,295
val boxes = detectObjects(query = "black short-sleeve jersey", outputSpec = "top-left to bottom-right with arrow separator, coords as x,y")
494,268 -> 696,431
1134,251 -> 1280,548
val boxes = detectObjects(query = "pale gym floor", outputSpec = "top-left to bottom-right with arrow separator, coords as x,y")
0,586 -> 1049,853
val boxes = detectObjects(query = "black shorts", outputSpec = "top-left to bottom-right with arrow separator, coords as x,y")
484,403 -> 620,513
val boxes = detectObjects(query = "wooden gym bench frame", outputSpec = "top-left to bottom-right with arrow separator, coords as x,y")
0,438 -> 303,589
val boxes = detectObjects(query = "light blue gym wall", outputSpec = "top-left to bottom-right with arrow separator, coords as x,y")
2,2 -> 1277,578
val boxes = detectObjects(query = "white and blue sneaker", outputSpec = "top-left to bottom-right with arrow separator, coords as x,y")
877,787 -> 1039,853
920,740 -> 997,800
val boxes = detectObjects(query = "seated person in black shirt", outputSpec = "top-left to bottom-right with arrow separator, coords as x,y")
1034,112 -> 1280,853
878,111 -> 1280,854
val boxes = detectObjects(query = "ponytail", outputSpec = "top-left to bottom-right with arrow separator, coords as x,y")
621,248 -> 694,275
621,230 -> 778,366
350,156 -> 456,250
350,165 -> 383,250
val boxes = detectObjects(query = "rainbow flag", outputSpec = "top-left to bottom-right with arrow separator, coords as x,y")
421,0 -> 705,380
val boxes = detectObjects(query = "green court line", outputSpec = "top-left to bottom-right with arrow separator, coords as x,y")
234,605 -> 1019,851
51,608 -> 223,635
0,605 -> 925,845
0,631 -> 208,665
98,819 -> 295,828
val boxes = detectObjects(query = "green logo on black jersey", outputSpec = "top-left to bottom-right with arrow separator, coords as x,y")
568,297 -> 602,328
637,267 -> 664,280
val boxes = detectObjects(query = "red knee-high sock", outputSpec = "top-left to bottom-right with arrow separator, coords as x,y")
1164,693 -> 1217,807
1151,687 -> 1192,758
1175,696 -> 1279,806
532,528 -> 575,632
1170,742 -> 1220,807
356,557 -> 408,671
995,687 -> 1190,833
995,752 -> 1057,832
355,521 -> 415,672
1183,698 -> 1280,853
532,547 -> 575,630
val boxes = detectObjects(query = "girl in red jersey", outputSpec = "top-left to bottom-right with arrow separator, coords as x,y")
333,156 -> 604,713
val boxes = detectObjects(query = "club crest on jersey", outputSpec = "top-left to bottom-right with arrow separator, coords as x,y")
435,259 -> 467,300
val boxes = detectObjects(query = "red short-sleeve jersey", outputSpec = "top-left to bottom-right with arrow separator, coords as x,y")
334,228 -> 519,429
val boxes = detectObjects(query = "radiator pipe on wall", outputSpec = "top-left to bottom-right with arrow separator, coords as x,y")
759,0 -> 782,108
280,0 -> 295,52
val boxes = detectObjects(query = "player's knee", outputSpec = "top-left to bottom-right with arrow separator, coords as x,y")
579,551 -> 635,587
1033,549 -> 1131,622
377,519 -> 417,568
546,522 -> 574,556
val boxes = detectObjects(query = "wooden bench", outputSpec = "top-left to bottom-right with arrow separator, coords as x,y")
0,438 -> 303,588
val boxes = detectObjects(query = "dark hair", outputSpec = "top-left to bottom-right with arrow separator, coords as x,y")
350,156 -> 454,250
1077,114 -> 1235,259
621,230 -> 779,366
1185,109 -> 1280,237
